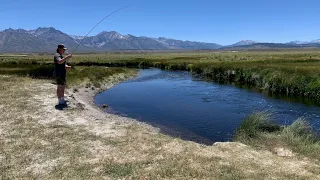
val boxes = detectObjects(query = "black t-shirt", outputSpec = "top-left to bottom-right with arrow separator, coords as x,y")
54,53 -> 66,77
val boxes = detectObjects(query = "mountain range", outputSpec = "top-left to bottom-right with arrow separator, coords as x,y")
0,27 -> 319,53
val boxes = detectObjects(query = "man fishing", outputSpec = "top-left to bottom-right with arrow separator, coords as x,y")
53,6 -> 129,106
54,44 -> 72,105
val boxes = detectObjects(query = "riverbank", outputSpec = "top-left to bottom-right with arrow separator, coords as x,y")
1,73 -> 320,179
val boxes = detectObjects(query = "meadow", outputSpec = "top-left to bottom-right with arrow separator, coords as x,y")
1,50 -> 320,157
1,50 -> 320,178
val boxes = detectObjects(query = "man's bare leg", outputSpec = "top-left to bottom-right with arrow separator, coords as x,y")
57,85 -> 60,101
57,85 -> 65,104
62,85 -> 66,100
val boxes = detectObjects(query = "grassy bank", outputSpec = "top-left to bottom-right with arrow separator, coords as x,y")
1,50 -> 320,101
0,64 -> 132,88
235,112 -> 320,161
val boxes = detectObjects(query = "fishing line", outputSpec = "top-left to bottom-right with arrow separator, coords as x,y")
72,5 -> 131,53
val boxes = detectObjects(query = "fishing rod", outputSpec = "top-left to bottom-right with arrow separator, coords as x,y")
71,5 -> 131,54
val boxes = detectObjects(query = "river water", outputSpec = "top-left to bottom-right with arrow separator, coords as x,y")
95,69 -> 320,144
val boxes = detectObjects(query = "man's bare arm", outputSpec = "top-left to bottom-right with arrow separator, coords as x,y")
57,54 -> 72,64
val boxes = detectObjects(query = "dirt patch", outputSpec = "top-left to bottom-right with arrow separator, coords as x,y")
274,147 -> 295,157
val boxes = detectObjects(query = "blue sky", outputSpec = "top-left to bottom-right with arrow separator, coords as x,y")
0,0 -> 319,45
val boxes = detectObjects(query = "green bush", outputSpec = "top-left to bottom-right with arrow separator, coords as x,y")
236,113 -> 320,160
235,112 -> 280,139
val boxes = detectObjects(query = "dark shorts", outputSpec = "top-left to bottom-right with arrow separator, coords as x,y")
56,76 -> 66,85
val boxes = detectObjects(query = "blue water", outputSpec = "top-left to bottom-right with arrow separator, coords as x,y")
95,69 -> 320,144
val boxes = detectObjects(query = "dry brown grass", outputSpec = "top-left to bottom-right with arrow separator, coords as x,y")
1,74 -> 320,179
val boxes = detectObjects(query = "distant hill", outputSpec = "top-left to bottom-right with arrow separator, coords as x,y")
80,31 -> 170,50
27,27 -> 79,48
0,27 -> 222,53
221,43 -> 320,50
230,40 -> 258,47
287,40 -> 320,45
157,37 -> 222,49
0,28 -> 50,53
0,27 -> 319,53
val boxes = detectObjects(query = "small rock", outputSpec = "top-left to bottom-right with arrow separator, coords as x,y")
274,147 -> 294,157
102,104 -> 109,108
91,87 -> 95,90
77,103 -> 85,110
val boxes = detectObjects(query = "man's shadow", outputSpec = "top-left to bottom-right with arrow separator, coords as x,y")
55,104 -> 68,110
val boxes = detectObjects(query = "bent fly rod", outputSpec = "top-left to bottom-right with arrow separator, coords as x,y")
72,5 -> 131,53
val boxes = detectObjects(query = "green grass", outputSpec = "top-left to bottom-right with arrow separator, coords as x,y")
1,50 -> 320,101
280,119 -> 320,159
235,112 -> 320,160
235,112 -> 280,139
104,162 -> 135,177
0,64 -> 132,87
65,66 -> 129,87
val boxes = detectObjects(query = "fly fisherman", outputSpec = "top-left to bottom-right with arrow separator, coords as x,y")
54,44 -> 72,105
52,7 -> 129,105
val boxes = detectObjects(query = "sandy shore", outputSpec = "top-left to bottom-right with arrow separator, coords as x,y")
63,73 -> 159,137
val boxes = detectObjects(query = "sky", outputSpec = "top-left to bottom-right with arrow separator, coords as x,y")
0,0 -> 319,45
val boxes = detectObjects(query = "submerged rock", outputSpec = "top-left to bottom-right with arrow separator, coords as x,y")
102,104 -> 109,108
